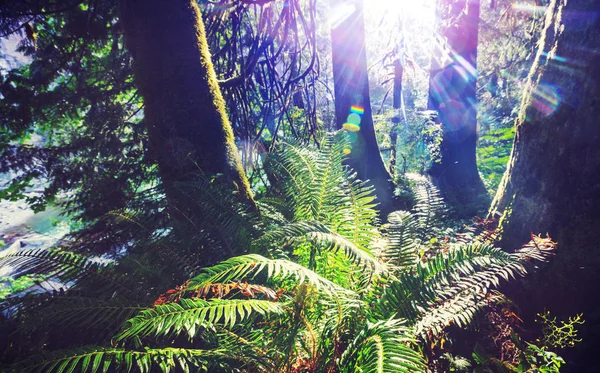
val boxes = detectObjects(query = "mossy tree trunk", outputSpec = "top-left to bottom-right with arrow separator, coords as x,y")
120,0 -> 254,211
331,0 -> 395,215
489,0 -> 600,364
427,0 -> 487,213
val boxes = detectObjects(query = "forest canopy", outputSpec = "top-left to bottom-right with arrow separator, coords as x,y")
0,0 -> 598,372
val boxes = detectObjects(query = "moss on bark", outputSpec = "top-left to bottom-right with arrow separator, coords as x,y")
488,0 -> 600,366
120,0 -> 254,209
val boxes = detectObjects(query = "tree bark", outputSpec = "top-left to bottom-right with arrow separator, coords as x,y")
389,59 -> 404,177
330,0 -> 395,214
427,0 -> 487,213
119,0 -> 254,211
489,0 -> 600,365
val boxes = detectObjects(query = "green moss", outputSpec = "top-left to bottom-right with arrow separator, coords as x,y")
120,0 -> 255,210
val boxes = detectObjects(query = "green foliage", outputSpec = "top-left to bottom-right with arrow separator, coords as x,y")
376,240 -> 554,336
339,319 -> 424,373
408,173 -> 447,241
471,338 -> 566,373
0,134 -> 557,373
0,274 -> 45,299
375,110 -> 442,174
536,311 -> 584,350
116,298 -> 287,341
477,127 -> 515,194
522,343 -> 565,373
185,254 -> 351,297
10,346 -> 244,373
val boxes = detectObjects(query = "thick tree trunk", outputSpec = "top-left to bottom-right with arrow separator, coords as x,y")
330,0 -> 395,214
427,0 -> 487,213
120,0 -> 254,210
489,0 -> 600,367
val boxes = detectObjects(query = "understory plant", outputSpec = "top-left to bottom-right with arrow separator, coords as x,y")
0,132 -> 556,372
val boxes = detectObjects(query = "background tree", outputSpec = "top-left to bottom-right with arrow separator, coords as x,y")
388,59 -> 403,176
427,0 -> 487,212
330,0 -> 395,213
488,0 -> 600,367
476,0 -> 544,195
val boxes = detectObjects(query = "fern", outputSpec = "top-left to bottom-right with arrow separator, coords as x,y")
376,239 -> 555,335
116,298 -> 287,341
255,220 -> 384,272
16,296 -> 144,338
10,346 -> 248,373
407,173 -> 446,240
339,318 -> 426,373
1,132 -> 559,373
0,247 -> 133,297
185,254 -> 353,297
381,211 -> 419,269
337,168 -> 380,250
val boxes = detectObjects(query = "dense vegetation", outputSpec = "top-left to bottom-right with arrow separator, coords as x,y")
1,0 -> 597,372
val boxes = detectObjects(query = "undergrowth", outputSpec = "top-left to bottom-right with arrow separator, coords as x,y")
0,132 -> 561,372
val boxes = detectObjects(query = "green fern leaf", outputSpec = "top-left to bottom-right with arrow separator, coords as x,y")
339,318 -> 426,373
116,298 -> 287,341
10,346 -> 244,373
186,254 -> 352,296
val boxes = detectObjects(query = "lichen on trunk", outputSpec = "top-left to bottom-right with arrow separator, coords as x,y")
488,0 -> 600,364
120,0 -> 255,211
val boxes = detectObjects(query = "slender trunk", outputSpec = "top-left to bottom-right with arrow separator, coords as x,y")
427,0 -> 487,213
389,59 -> 404,177
120,0 -> 255,212
331,0 -> 395,214
489,0 -> 600,364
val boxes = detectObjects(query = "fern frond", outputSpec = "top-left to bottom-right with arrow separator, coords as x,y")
309,134 -> 346,222
375,244 -> 519,323
186,254 -> 353,296
265,141 -> 317,218
173,173 -> 259,256
307,231 -> 385,273
336,169 -> 379,249
382,211 -> 419,269
415,288 -> 486,335
256,221 -> 384,272
116,298 -> 287,341
407,173 -> 446,239
16,296 -> 144,338
269,134 -> 350,223
0,247 -> 133,296
378,240 -> 556,335
10,346 -> 245,373
339,318 -> 426,373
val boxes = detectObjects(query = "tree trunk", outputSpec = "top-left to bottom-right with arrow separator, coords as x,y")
119,0 -> 254,211
389,59 -> 404,177
330,0 -> 395,214
427,0 -> 487,213
489,0 -> 600,366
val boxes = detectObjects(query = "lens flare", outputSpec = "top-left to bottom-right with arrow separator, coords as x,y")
531,83 -> 561,117
330,2 -> 356,29
347,113 -> 361,125
343,106 -> 365,132
350,105 -> 365,115
511,3 -> 548,13
343,123 -> 361,132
